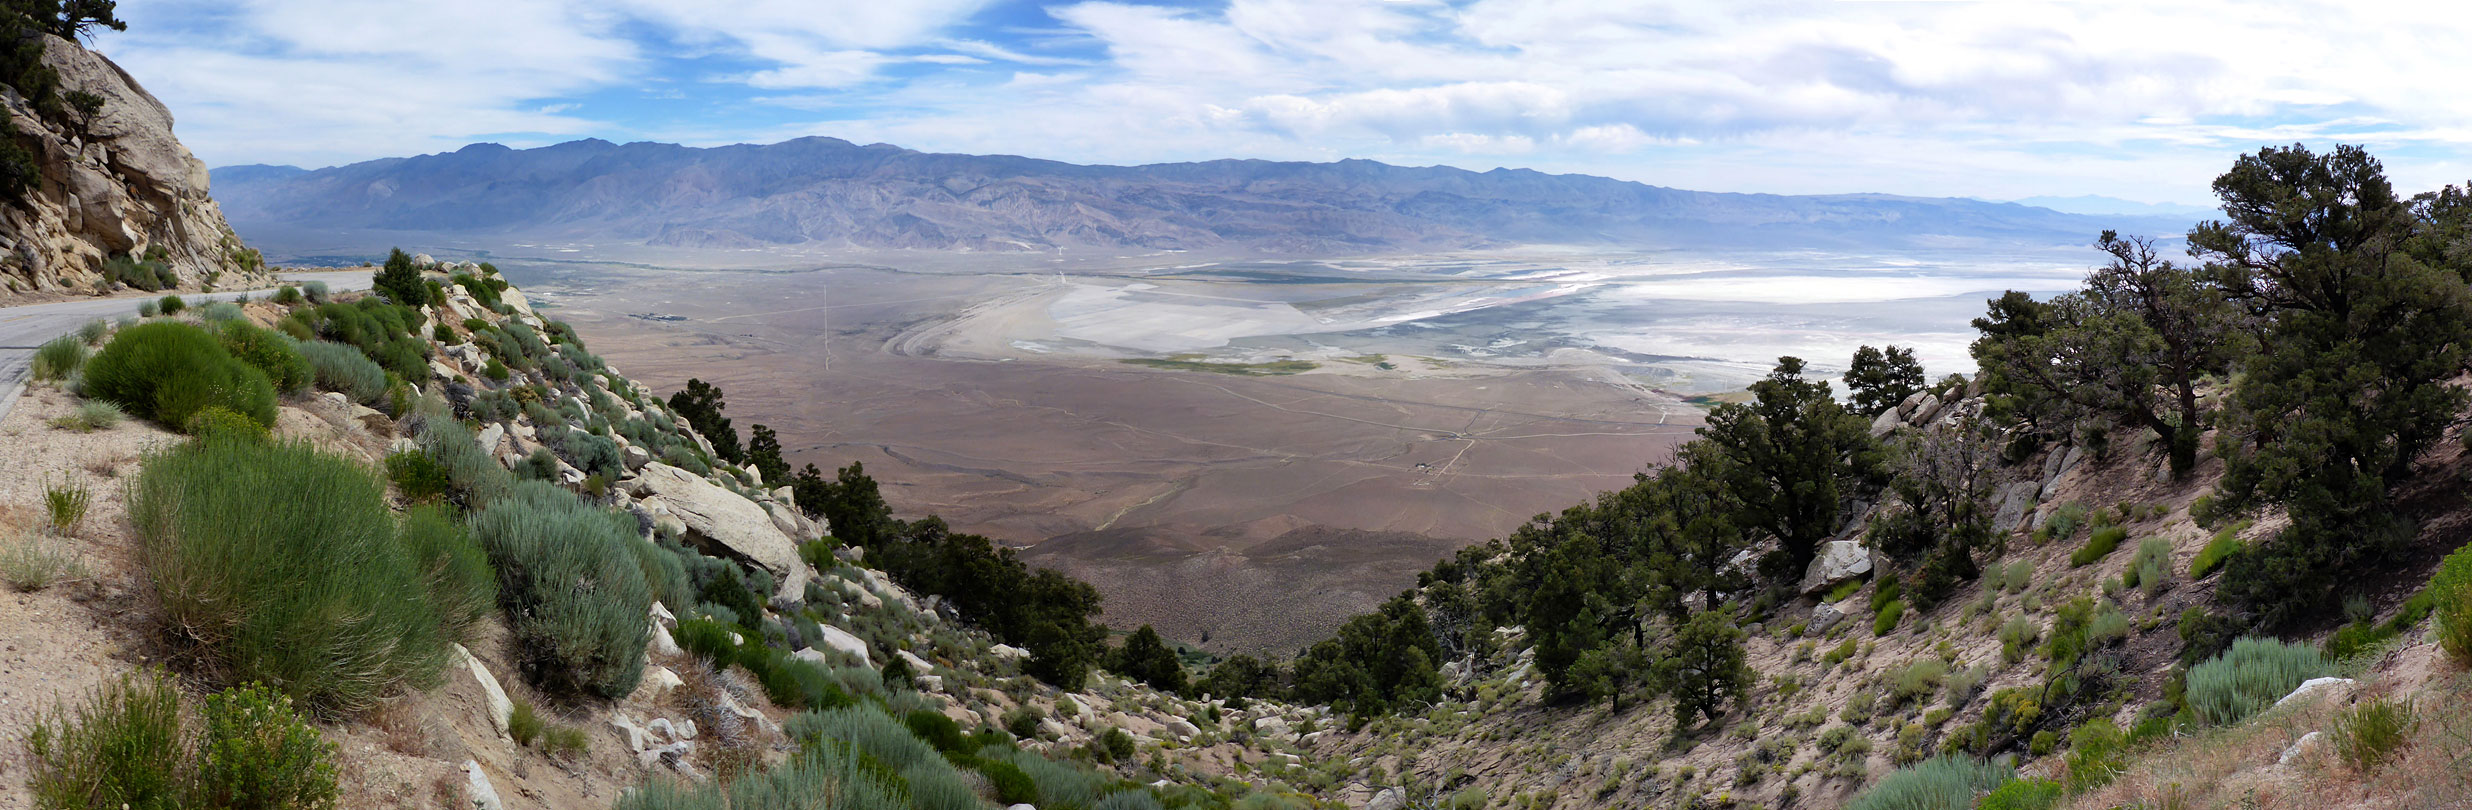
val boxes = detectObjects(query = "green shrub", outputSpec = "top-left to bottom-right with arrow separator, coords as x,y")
993,747 -> 1108,809
216,320 -> 312,394
408,401 -> 512,509
108,250 -> 178,292
398,505 -> 496,639
2331,696 -> 2415,772
137,298 -> 159,317
903,709 -> 967,753
540,725 -> 589,760
470,481 -> 652,698
302,280 -> 329,304
1845,755 -> 2010,810
1975,778 -> 2062,810
184,405 -> 268,441
272,285 -> 303,306
977,757 -> 1039,805
485,357 -> 509,381
194,683 -> 340,810
800,705 -> 942,771
2062,718 -> 2124,791
130,437 -> 451,715
1824,638 -> 1859,666
2434,543 -> 2472,667
23,669 -> 188,810
905,760 -> 984,810
2190,523 -> 2245,580
1874,599 -> 1906,635
83,320 -> 277,430
159,295 -> 185,315
1005,704 -> 1045,740
386,449 -> 453,503
1892,659 -> 1946,706
2126,537 -> 2172,596
2186,637 -> 2330,726
2001,560 -> 2033,593
556,428 -> 624,479
2042,502 -> 2088,543
75,319 -> 109,344
48,399 -> 126,432
1101,726 -> 1137,761
509,698 -> 544,746
44,478 -> 90,534
1999,615 -> 2041,663
31,334 -> 86,380
2070,526 -> 2126,567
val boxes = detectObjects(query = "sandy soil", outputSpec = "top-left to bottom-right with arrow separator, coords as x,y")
522,261 -> 1699,652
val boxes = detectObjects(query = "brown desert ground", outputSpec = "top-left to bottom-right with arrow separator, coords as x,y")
522,259 -> 1698,653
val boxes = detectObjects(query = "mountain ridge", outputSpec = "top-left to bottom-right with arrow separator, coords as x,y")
210,136 -> 2191,255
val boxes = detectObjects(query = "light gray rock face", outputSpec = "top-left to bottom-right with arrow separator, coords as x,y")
2279,730 -> 2325,766
1909,394 -> 1944,426
2274,677 -> 2356,710
453,644 -> 513,739
1869,407 -> 1903,438
462,760 -> 502,810
1809,602 -> 1847,635
1255,716 -> 1297,742
1799,540 -> 1873,594
626,462 -> 807,596
812,624 -> 874,668
1367,787 -> 1407,810
1992,481 -> 2041,534
0,37 -> 271,296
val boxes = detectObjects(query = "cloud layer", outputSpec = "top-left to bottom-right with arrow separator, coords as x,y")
99,0 -> 2472,204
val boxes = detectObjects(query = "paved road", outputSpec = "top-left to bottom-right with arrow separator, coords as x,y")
0,270 -> 372,424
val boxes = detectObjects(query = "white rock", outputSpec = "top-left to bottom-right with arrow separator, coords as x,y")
1367,787 -> 1407,810
624,444 -> 652,471
915,674 -> 945,692
1868,407 -> 1902,438
639,665 -> 683,702
1008,805 -> 1037,810
1992,481 -> 2041,534
2274,677 -> 2356,710
1037,718 -> 1071,739
2279,730 -> 2325,766
1909,394 -> 1944,425
612,713 -> 652,752
763,500 -> 808,542
1798,540 -> 1872,594
475,423 -> 504,453
1255,716 -> 1297,742
452,644 -> 513,739
462,760 -> 502,810
898,649 -> 935,674
650,601 -> 678,628
991,644 -> 1031,661
1164,716 -> 1200,741
626,462 -> 808,598
813,624 -> 874,668
1809,602 -> 1847,635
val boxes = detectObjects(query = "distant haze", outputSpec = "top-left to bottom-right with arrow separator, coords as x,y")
212,137 -> 2192,257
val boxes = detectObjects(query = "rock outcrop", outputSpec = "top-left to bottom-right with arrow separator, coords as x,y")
626,461 -> 808,598
0,34 -> 268,297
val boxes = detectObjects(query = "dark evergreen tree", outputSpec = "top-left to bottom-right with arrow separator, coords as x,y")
746,424 -> 789,487
1842,344 -> 1925,418
1198,654 -> 1281,706
1695,357 -> 1883,581
2190,144 -> 2472,625
666,378 -> 743,464
1108,625 -> 1189,695
1660,607 -> 1752,733
373,247 -> 425,307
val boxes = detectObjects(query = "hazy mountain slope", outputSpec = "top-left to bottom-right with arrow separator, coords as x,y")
212,138 -> 2187,255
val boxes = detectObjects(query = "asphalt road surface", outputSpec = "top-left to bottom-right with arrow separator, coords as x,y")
0,270 -> 372,424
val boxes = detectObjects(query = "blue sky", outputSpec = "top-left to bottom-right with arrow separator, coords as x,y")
94,0 -> 2472,205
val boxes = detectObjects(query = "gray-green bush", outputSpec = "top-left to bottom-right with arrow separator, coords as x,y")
398,505 -> 496,639
470,481 -> 653,699
299,340 -> 388,406
2186,637 -> 2330,726
129,437 -> 452,715
31,334 -> 86,381
216,321 -> 313,395
1845,755 -> 2011,810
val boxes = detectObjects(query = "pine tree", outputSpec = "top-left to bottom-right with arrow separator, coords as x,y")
1842,344 -> 1925,418
1662,607 -> 1752,732
1695,357 -> 1883,581
373,247 -> 424,306
746,424 -> 788,487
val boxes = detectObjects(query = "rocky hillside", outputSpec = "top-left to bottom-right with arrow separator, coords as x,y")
0,263 -> 1404,810
0,32 -> 268,301
209,137 -> 2185,255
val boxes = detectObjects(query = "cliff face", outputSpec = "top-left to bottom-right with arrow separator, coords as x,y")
0,35 -> 264,298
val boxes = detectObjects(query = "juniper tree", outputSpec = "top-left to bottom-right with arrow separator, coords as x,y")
1843,344 -> 1925,418
1695,357 -> 1884,581
2192,143 -> 2472,625
373,248 -> 425,306
1662,607 -> 1752,732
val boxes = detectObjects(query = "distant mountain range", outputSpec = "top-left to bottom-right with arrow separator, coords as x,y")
211,137 -> 2191,255
2004,195 -> 2220,220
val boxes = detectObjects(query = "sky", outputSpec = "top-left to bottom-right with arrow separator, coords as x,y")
92,0 -> 2472,206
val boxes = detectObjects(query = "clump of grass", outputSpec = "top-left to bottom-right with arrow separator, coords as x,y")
2041,502 -> 2089,543
129,436 -> 454,715
77,318 -> 109,344
49,399 -> 127,432
2331,696 -> 2415,773
137,298 -> 159,317
2432,543 -> 2472,668
31,334 -> 88,381
397,505 -> 496,639
1976,777 -> 2062,810
158,295 -> 187,316
2070,525 -> 2127,567
1825,578 -> 1866,603
1845,755 -> 2011,810
1891,658 -> 1946,706
195,301 -> 245,322
1874,599 -> 1907,635
469,480 -> 653,699
2190,523 -> 2247,580
2125,537 -> 2172,596
23,669 -> 189,810
2185,636 -> 2330,727
2,525 -> 86,592
2002,560 -> 2033,593
271,285 -> 303,306
44,478 -> 91,535
508,697 -> 545,746
82,320 -> 277,431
